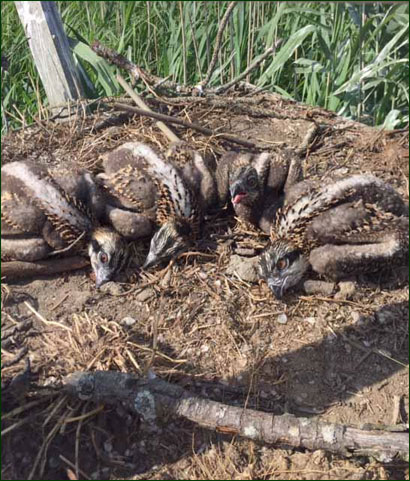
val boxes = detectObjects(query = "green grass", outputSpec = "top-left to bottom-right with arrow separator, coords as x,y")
1,1 -> 408,134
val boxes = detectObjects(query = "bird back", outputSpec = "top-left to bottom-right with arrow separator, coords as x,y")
2,161 -> 95,246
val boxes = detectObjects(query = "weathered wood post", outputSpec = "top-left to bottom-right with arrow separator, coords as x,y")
14,1 -> 84,116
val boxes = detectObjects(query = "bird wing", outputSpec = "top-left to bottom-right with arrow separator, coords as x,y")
2,162 -> 93,243
274,174 -> 390,240
119,143 -> 202,236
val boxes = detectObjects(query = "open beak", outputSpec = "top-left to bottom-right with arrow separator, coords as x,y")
230,182 -> 247,205
267,278 -> 283,299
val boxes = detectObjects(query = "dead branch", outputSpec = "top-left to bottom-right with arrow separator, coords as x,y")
64,370 -> 409,462
116,74 -> 180,143
112,102 -> 257,149
92,38 -> 273,98
200,1 -> 238,89
215,41 -> 282,94
91,40 -> 191,95
1,256 -> 89,281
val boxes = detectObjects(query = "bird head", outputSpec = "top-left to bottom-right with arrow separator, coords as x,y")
88,227 -> 129,288
229,166 -> 261,207
258,239 -> 309,299
143,221 -> 188,269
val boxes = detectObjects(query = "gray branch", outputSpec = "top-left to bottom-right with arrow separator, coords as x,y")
64,370 -> 409,462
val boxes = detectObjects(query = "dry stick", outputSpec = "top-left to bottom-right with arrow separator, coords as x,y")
1,256 -> 89,281
93,38 -> 265,98
2,396 -> 55,421
91,40 -> 189,94
64,370 -> 409,461
59,455 -> 90,481
116,74 -> 180,143
200,1 -> 238,88
1,417 -> 29,436
215,41 -> 282,94
112,102 -> 256,149
49,231 -> 86,256
75,404 -> 87,480
25,301 -> 73,333
391,395 -> 402,425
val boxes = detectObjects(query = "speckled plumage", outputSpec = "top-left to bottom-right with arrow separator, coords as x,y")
1,161 -> 128,287
98,142 -> 208,268
258,174 -> 409,298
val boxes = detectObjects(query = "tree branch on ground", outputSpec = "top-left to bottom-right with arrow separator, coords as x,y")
64,370 -> 409,462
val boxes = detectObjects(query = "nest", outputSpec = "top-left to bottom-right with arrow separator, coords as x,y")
1,95 -> 409,480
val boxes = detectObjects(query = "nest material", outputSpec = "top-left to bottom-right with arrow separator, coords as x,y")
1,94 -> 408,480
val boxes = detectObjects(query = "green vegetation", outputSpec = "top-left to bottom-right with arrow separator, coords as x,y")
1,1 -> 408,134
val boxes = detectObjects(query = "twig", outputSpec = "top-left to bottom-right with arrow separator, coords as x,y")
59,455 -> 90,481
112,102 -> 256,149
75,404 -> 87,480
2,396 -> 55,421
92,40 -> 189,94
334,327 -> 408,369
125,349 -> 143,374
24,301 -> 73,332
215,41 -> 282,94
295,122 -> 320,156
29,406 -> 69,480
1,417 -> 29,436
126,341 -> 187,364
49,231 -> 86,256
391,395 -> 402,425
63,405 -> 104,424
200,2 -> 238,88
50,293 -> 69,311
300,295 -> 373,312
116,74 -> 179,143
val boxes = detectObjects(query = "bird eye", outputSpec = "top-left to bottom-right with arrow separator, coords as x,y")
276,258 -> 288,270
247,177 -> 257,188
99,252 -> 109,264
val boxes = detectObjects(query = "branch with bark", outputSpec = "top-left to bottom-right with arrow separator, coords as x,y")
64,370 -> 409,462
112,102 -> 257,149
92,34 -> 279,98
91,40 -> 193,95
199,1 -> 238,89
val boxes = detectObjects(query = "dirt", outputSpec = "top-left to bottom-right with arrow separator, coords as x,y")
1,93 -> 409,480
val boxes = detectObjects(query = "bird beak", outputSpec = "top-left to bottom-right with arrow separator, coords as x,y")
95,269 -> 111,289
142,251 -> 158,270
267,279 -> 283,299
230,181 -> 247,205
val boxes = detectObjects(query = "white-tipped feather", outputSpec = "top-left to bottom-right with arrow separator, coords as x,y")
277,174 -> 386,237
3,162 -> 92,232
121,142 -> 193,218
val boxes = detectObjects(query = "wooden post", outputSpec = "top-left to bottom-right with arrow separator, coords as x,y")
14,1 -> 84,115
